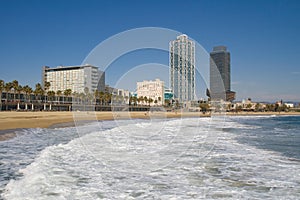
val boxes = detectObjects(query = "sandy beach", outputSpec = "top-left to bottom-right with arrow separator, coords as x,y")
0,111 -> 211,132
1,111 -> 299,131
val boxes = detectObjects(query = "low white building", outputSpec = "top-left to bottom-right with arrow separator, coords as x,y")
114,88 -> 130,104
285,103 -> 294,108
137,79 -> 165,105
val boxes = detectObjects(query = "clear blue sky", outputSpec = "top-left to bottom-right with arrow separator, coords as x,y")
0,0 -> 299,102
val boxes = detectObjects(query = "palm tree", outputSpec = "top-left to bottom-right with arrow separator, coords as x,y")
165,99 -> 170,106
95,90 -> 104,105
99,91 -> 104,105
200,102 -> 210,114
47,91 -> 55,102
275,103 -> 280,112
143,96 -> 148,106
12,80 -> 19,102
34,83 -> 44,102
129,96 -> 133,106
148,98 -> 153,106
246,103 -> 252,111
237,105 -> 243,112
56,90 -> 62,103
255,103 -> 260,112
0,80 -> 4,110
226,103 -> 232,112
64,89 -> 72,103
23,85 -> 32,102
44,81 -> 51,103
16,85 -> 23,102
132,96 -> 137,106
158,96 -> 162,104
138,96 -> 143,105
104,92 -> 112,105
4,82 -> 13,102
4,82 -> 13,110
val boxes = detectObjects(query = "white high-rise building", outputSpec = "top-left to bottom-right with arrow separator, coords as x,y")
42,64 -> 105,93
137,79 -> 165,105
170,34 -> 195,102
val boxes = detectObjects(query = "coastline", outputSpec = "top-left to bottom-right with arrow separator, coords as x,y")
226,111 -> 300,116
0,111 -> 209,131
0,111 -> 299,141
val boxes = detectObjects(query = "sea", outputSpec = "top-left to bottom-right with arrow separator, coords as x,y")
0,115 -> 300,199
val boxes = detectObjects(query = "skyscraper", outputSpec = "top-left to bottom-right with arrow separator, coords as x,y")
210,46 -> 235,101
170,34 -> 195,102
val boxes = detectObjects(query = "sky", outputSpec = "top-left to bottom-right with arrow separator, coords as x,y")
0,0 -> 299,102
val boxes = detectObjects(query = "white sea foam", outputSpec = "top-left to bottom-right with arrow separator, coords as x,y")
2,117 -> 300,199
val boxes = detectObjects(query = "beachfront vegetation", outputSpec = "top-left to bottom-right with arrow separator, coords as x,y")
199,102 -> 210,113
0,79 -> 155,111
0,79 -> 298,112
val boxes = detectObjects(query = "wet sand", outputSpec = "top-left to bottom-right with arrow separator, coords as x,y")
0,111 -> 209,132
0,130 -> 17,141
0,111 -> 299,141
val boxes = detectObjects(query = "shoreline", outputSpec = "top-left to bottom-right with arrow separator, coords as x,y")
0,111 -> 300,141
0,111 -> 210,132
226,111 -> 300,116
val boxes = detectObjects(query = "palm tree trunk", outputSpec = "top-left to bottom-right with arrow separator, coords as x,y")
5,93 -> 8,110
6,91 -> 9,102
0,91 -> 2,111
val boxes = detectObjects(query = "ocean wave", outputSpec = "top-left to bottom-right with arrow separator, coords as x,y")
2,117 -> 300,199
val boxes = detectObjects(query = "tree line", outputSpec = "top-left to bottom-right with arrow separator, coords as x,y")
0,80 -> 74,104
0,79 -> 164,107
